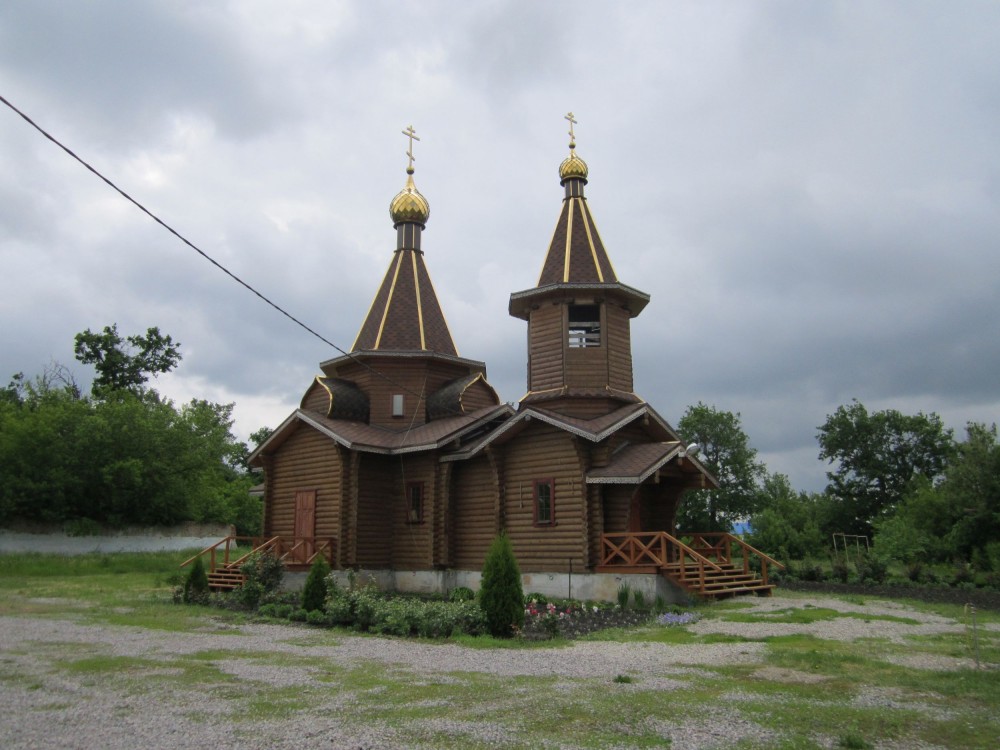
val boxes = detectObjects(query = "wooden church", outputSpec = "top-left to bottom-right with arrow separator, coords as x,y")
235,118 -> 781,600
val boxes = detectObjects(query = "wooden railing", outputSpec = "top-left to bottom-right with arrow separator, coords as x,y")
686,532 -> 785,586
601,531 -> 725,592
180,535 -> 335,574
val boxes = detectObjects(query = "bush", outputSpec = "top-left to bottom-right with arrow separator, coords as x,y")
448,586 -> 475,602
478,533 -> 524,638
302,556 -> 331,612
617,582 -> 632,609
830,553 -> 850,584
182,556 -> 210,604
855,552 -> 889,585
235,550 -> 284,609
306,609 -> 330,626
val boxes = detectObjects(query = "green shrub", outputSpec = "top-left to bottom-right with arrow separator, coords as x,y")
617,582 -> 631,609
448,586 -> 475,602
478,533 -> 524,638
289,608 -> 308,622
632,589 -> 646,611
235,550 -> 284,609
306,609 -> 330,626
182,556 -> 210,604
830,553 -> 850,583
302,555 -> 331,612
855,552 -> 888,585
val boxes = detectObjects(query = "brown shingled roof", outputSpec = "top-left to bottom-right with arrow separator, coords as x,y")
352,248 -> 457,355
537,197 -> 617,285
586,442 -> 683,484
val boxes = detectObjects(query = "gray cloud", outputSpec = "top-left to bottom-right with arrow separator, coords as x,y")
2,1 -> 998,493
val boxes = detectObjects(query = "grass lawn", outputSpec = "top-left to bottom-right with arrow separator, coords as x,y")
1,551 -> 998,749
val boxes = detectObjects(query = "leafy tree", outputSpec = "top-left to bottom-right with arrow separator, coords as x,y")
747,473 -> 826,559
817,400 -> 954,536
479,533 -> 524,638
74,324 -> 181,394
0,335 -> 260,532
939,422 -> 1000,561
676,402 -> 766,532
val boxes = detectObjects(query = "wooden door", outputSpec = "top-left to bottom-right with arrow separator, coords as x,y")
294,490 -> 316,563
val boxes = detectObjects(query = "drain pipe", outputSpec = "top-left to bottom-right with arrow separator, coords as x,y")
568,557 -> 573,600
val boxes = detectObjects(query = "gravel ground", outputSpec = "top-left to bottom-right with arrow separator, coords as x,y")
0,593 -> 991,749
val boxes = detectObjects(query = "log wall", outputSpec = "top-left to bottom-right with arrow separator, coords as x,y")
300,379 -> 330,414
449,454 -> 499,569
527,304 -> 564,393
460,379 -> 500,413
500,423 -> 588,571
390,454 -> 436,569
355,454 -> 396,567
264,425 -> 343,541
334,359 -> 476,429
605,304 -> 634,393
602,484 -> 633,534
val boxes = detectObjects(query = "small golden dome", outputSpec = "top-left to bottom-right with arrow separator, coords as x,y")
389,167 -> 430,225
559,142 -> 589,182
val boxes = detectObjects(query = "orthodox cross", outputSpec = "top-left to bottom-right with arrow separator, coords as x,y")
402,124 -> 420,171
565,112 -> 577,144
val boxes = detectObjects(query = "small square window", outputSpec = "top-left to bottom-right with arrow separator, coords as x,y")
534,479 -> 554,525
407,482 -> 423,523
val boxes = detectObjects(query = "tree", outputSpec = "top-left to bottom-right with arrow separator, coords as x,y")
74,324 -> 181,394
747,473 -> 826,559
939,422 -> 1000,561
817,400 -> 954,536
478,533 -> 524,638
676,402 -> 766,532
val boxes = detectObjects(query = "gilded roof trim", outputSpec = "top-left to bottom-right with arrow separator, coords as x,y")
374,251 -> 404,349
579,199 -> 604,283
411,251 -> 426,350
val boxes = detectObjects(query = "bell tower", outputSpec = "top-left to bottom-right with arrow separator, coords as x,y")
509,114 -> 651,419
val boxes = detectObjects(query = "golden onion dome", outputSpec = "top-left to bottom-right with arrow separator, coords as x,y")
389,167 -> 430,225
559,141 -> 589,182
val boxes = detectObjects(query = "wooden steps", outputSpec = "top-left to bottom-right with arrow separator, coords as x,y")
666,563 -> 774,599
207,569 -> 245,591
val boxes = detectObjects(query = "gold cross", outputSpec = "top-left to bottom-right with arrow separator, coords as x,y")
402,124 -> 420,170
565,112 -> 577,143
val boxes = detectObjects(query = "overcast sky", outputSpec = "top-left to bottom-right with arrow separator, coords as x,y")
2,1 -> 998,493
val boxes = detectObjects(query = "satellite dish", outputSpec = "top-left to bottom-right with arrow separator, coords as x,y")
685,442 -> 700,457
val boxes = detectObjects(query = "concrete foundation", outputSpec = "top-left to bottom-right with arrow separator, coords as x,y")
298,568 -> 690,605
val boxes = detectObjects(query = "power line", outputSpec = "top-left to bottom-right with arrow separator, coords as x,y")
0,92 -> 440,406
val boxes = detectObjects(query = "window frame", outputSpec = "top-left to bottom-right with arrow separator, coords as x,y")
533,479 -> 555,526
406,481 -> 424,524
567,303 -> 601,348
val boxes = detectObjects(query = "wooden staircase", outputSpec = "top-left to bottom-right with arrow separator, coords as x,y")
599,531 -> 784,599
181,535 -> 336,592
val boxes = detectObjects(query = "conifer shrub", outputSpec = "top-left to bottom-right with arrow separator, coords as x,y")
182,556 -> 210,604
302,555 -> 331,612
478,532 -> 524,638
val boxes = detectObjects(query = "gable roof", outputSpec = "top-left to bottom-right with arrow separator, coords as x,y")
442,402 -> 680,461
586,442 -> 683,484
248,403 -> 514,464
